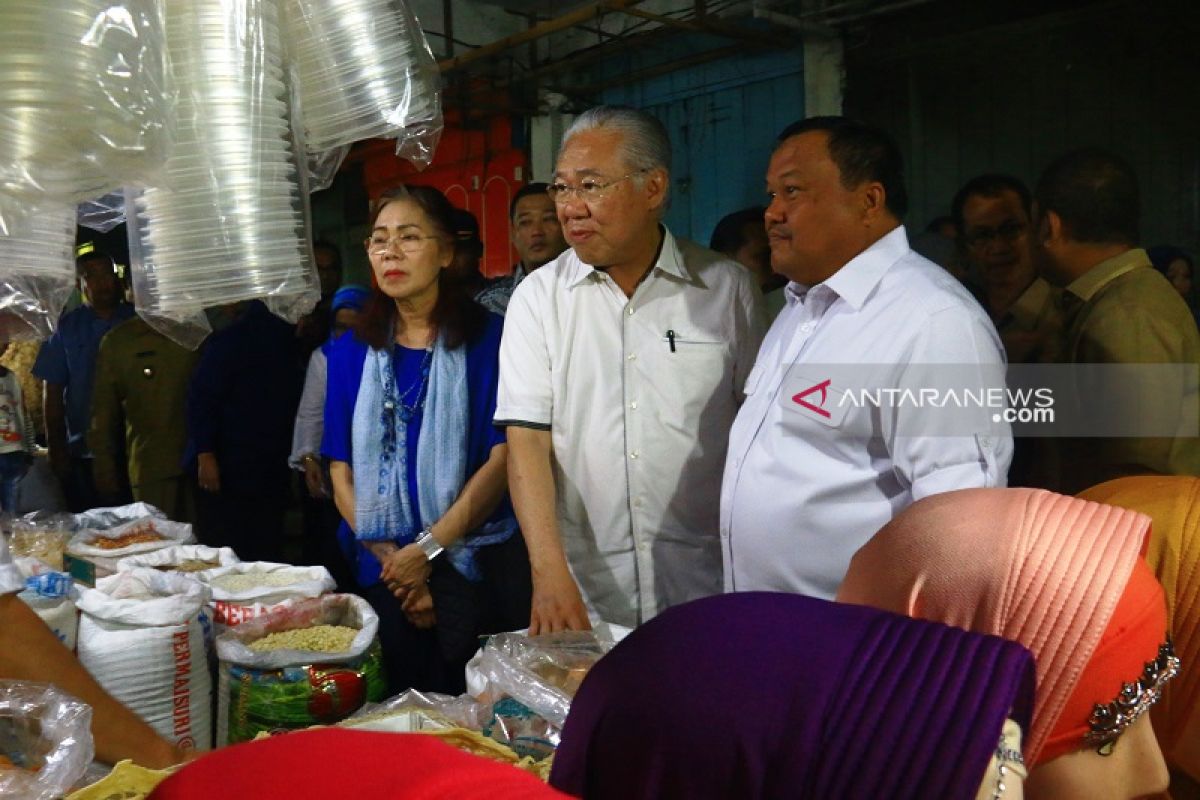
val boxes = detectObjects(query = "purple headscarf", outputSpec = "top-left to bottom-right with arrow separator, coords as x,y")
550,592 -> 1035,800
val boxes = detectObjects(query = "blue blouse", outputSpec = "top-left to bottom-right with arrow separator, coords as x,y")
322,312 -> 510,588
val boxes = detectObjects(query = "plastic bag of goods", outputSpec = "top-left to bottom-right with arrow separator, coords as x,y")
8,520 -> 70,571
341,689 -> 489,734
67,517 -> 193,559
0,681 -> 94,800
215,594 -> 385,745
196,562 -> 334,632
117,545 -> 239,576
17,572 -> 78,651
75,569 -> 212,753
465,631 -> 616,759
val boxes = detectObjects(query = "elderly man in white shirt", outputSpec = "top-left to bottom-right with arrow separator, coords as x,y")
498,106 -> 765,632
722,116 -> 1011,600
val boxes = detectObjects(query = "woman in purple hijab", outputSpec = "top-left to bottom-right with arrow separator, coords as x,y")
551,592 -> 1036,800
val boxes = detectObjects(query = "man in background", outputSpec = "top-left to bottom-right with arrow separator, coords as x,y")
710,206 -> 786,321
90,317 -> 200,521
34,250 -> 134,511
476,183 -> 567,315
1032,148 -> 1200,492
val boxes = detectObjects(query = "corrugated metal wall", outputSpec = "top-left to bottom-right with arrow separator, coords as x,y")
845,2 -> 1200,252
600,43 -> 805,246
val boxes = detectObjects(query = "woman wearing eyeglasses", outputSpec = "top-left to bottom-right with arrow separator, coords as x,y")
323,184 -> 532,694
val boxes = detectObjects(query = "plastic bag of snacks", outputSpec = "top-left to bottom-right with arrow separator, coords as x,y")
466,631 -> 614,729
117,545 -> 239,576
0,681 -> 94,800
214,595 -> 384,745
9,521 -> 71,571
197,562 -> 334,632
341,689 -> 489,733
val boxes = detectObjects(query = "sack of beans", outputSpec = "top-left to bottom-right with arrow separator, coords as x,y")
195,562 -> 335,633
67,518 -> 193,559
213,594 -> 385,745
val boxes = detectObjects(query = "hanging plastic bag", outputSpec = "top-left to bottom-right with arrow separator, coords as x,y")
0,681 -> 94,800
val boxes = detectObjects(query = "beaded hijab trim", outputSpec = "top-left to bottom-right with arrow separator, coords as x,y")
1085,639 -> 1180,753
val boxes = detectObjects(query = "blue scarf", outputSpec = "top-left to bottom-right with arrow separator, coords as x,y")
351,330 -> 516,581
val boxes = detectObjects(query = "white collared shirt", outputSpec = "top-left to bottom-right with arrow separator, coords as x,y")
497,227 -> 766,628
721,225 -> 1011,599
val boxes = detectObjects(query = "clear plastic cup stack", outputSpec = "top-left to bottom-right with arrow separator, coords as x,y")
129,0 -> 316,320
0,203 -> 79,340
285,0 -> 441,153
0,0 -> 171,211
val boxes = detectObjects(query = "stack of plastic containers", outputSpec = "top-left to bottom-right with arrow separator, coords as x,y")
128,0 -> 317,338
0,0 -> 170,337
0,204 -> 79,340
285,0 -> 442,167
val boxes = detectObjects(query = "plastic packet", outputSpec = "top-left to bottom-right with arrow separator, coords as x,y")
465,631 -> 614,729
10,521 -> 71,571
76,192 -> 127,234
343,689 -> 489,732
0,681 -> 94,800
71,502 -> 166,531
0,0 -> 173,219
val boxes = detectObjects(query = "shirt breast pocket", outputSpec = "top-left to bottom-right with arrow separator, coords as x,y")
647,336 -> 731,428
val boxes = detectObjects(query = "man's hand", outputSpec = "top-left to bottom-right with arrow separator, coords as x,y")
402,584 -> 436,629
302,457 -> 327,498
380,544 -> 432,595
528,566 -> 591,635
197,452 -> 220,493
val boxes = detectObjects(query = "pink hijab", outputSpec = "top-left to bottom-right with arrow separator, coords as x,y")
837,487 -> 1150,763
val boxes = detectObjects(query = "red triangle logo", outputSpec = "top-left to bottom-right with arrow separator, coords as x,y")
792,379 -> 832,418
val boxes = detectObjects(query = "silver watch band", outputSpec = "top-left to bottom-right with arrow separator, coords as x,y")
416,527 -> 444,560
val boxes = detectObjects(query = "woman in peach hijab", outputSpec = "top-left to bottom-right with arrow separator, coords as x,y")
838,487 -> 1178,799
1079,476 -> 1200,799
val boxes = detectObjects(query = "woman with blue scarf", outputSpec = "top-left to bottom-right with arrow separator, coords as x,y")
323,185 -> 532,694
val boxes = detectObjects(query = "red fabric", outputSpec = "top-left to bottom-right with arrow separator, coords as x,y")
1038,558 -> 1169,764
148,728 -> 571,800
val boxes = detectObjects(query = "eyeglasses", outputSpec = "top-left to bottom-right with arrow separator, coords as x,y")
547,170 -> 647,204
365,232 -> 441,256
963,220 -> 1026,248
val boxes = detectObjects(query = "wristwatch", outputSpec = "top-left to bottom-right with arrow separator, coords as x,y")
416,526 -> 444,561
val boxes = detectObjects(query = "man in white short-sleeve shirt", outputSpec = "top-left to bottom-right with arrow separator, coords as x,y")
497,106 -> 766,632
722,117 -> 1012,600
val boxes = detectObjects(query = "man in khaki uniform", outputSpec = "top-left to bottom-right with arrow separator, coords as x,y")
90,317 -> 200,520
1033,148 -> 1200,493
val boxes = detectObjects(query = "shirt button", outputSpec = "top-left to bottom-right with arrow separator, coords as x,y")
627,307 -> 635,316
629,450 -> 639,459
633,498 -> 642,508
800,322 -> 815,333
638,541 -> 648,552
629,401 -> 638,410
979,436 -> 994,451
627,353 -> 637,361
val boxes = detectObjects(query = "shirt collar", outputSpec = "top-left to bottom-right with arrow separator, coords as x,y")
784,224 -> 908,311
1065,248 -> 1149,304
566,225 -> 689,288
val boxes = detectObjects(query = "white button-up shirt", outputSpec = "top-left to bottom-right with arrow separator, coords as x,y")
721,225 -> 1011,600
498,227 -> 765,628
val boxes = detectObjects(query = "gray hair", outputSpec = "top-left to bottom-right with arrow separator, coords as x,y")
560,106 -> 672,193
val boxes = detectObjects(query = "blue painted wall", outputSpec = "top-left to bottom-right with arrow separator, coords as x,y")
598,38 -> 805,246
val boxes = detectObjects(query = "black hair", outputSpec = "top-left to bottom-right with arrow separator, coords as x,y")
312,240 -> 342,268
950,174 -> 1032,234
75,249 -> 116,277
1034,148 -> 1139,246
510,183 -> 552,220
709,207 -> 766,256
776,116 -> 908,218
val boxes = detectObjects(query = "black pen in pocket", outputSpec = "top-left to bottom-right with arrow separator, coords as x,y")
664,329 -> 676,352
